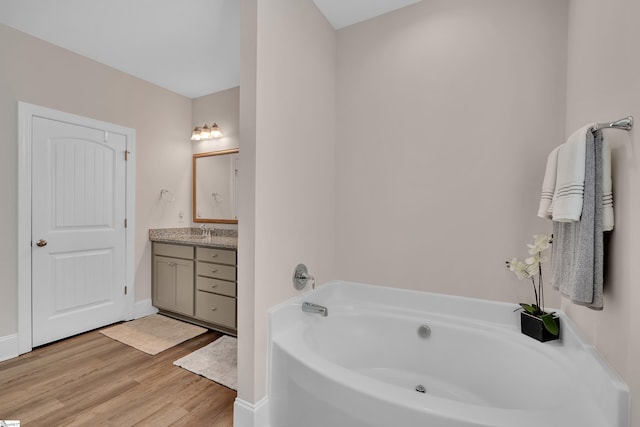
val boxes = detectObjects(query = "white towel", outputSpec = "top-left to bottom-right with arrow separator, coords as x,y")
551,124 -> 595,222
537,123 -> 614,230
537,146 -> 560,219
602,139 -> 614,231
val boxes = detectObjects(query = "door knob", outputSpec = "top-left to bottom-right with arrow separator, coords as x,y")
36,239 -> 47,247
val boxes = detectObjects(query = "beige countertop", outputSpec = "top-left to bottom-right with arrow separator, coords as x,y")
149,227 -> 237,249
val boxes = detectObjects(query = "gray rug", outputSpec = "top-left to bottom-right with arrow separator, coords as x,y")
100,314 -> 207,355
173,335 -> 237,390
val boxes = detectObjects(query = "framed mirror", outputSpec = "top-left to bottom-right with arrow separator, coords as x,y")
193,148 -> 239,224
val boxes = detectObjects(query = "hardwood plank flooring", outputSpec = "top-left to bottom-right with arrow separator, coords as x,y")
0,328 -> 236,426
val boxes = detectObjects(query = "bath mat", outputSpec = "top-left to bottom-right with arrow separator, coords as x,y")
100,314 -> 207,355
173,335 -> 237,390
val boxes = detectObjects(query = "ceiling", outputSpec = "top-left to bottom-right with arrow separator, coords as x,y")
0,0 -> 421,99
313,0 -> 420,30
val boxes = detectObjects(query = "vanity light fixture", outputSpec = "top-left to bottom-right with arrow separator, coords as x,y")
190,123 -> 223,141
210,123 -> 223,138
200,124 -> 212,139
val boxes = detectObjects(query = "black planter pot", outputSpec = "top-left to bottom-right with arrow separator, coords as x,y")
520,311 -> 560,342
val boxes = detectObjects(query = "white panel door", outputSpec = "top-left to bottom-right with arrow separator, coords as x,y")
31,116 -> 127,347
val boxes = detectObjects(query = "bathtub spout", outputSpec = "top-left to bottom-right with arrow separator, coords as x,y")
302,302 -> 328,317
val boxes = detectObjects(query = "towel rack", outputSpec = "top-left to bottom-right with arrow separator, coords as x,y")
593,116 -> 633,131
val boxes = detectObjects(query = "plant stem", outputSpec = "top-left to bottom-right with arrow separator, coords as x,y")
538,252 -> 544,314
531,277 -> 539,312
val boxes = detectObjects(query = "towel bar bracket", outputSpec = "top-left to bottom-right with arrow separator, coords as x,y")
594,116 -> 633,131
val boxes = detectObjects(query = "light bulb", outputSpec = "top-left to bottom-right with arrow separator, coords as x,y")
200,125 -> 211,139
210,123 -> 223,138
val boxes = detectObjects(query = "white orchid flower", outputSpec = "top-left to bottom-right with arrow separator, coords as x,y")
509,257 -> 531,280
508,234 -> 553,321
524,257 -> 539,277
527,234 -> 551,255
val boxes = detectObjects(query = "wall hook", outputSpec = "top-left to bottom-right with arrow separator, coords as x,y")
160,189 -> 175,202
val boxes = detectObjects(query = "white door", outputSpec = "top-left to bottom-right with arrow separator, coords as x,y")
31,116 -> 128,346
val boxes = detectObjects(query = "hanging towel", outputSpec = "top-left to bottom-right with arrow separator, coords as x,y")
551,124 -> 595,222
538,124 -> 614,229
537,146 -> 560,219
602,139 -> 614,231
550,130 -> 604,310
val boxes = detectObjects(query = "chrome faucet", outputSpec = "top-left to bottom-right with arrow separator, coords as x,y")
199,224 -> 214,237
302,302 -> 328,317
293,264 -> 315,290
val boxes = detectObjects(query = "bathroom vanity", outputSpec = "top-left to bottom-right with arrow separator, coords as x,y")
150,228 -> 238,335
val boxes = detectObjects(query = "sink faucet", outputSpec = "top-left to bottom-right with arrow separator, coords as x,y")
199,224 -> 216,237
302,302 -> 328,317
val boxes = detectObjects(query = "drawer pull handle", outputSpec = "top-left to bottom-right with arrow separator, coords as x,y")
211,269 -> 218,273
211,284 -> 218,288
211,307 -> 217,311
211,253 -> 219,258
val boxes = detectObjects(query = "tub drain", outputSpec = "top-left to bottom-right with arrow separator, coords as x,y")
417,324 -> 431,338
415,384 -> 426,394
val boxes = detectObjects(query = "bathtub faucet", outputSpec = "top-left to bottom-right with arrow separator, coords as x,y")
302,302 -> 328,317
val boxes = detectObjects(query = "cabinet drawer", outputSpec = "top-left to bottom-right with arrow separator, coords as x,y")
196,261 -> 236,281
196,276 -> 237,297
154,243 -> 194,259
196,247 -> 236,265
195,292 -> 236,328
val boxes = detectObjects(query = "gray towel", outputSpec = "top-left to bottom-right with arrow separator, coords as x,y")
550,130 -> 604,310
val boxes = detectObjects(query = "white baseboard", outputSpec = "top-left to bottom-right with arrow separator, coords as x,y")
0,334 -> 19,363
2,301 -> 155,363
234,396 -> 269,427
134,298 -> 158,319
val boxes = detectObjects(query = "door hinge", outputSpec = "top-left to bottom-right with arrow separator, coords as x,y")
124,286 -> 128,295
124,218 -> 128,228
125,150 -> 130,161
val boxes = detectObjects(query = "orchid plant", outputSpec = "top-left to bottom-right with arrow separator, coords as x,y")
506,234 -> 559,336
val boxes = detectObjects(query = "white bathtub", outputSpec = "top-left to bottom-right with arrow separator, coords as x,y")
267,281 -> 629,427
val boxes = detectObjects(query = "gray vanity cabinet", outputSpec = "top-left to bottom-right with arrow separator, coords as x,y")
152,243 -> 195,316
194,247 -> 237,329
152,241 -> 237,334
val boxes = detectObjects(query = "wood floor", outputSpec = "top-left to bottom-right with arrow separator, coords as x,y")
0,328 -> 236,426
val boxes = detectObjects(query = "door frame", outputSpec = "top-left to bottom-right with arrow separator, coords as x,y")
17,102 -> 136,354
